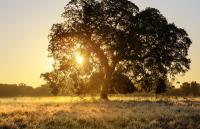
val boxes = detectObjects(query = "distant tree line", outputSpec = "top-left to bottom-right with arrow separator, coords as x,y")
168,81 -> 200,97
1,81 -> 200,97
0,83 -> 51,97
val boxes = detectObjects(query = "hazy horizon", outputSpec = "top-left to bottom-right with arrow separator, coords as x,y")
0,0 -> 199,87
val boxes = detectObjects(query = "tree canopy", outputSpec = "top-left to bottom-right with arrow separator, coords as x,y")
42,0 -> 191,100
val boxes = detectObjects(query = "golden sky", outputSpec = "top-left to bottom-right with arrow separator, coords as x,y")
0,0 -> 199,87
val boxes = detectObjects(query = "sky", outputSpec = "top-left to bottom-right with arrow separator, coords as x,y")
0,0 -> 199,87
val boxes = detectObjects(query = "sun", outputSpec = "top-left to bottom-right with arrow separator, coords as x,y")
76,54 -> 84,65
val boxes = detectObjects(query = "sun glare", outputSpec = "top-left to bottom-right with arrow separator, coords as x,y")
76,54 -> 84,65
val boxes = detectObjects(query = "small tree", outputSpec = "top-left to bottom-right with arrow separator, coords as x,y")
41,70 -> 78,96
180,82 -> 191,96
110,73 -> 136,94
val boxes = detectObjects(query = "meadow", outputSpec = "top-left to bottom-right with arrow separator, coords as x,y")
1,96 -> 200,129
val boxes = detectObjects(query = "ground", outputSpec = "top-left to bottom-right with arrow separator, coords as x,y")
1,96 -> 200,129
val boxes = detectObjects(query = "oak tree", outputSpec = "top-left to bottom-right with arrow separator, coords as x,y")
43,0 -> 191,100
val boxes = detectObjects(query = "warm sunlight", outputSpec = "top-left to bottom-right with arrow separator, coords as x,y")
76,53 -> 84,65
0,0 -> 200,129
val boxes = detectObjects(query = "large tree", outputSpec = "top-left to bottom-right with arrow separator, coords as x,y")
43,0 -> 191,100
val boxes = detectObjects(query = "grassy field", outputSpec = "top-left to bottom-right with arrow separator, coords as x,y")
1,96 -> 200,129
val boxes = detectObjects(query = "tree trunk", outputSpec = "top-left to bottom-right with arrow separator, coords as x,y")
156,93 -> 158,99
100,83 -> 109,100
100,72 -> 111,100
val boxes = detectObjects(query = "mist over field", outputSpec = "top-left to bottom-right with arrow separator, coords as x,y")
1,96 -> 200,129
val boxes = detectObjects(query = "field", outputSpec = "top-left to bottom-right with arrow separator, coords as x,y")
1,96 -> 200,129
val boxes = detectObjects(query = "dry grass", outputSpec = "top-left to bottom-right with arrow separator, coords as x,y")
1,96 -> 200,129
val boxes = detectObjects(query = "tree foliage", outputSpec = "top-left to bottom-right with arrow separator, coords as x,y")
43,0 -> 191,99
